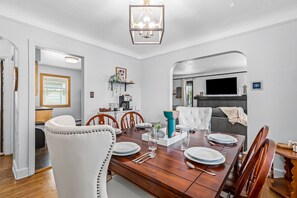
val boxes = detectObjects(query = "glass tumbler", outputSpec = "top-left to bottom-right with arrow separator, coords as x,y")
148,127 -> 158,151
203,122 -> 211,139
180,129 -> 190,150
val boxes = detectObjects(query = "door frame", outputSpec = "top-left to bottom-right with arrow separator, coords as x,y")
0,60 -> 3,153
28,40 -> 85,175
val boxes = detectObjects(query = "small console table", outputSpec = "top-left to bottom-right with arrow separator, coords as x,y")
269,146 -> 297,198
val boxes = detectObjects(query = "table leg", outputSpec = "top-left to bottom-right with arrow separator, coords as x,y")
291,159 -> 297,198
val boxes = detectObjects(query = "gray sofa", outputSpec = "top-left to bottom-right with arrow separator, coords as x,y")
211,108 -> 247,150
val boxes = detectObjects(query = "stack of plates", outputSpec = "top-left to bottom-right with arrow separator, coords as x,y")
184,147 -> 225,165
207,134 -> 238,144
135,123 -> 152,128
113,142 -> 141,156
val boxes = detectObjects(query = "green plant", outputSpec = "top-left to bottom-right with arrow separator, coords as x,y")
108,73 -> 122,91
153,122 -> 161,131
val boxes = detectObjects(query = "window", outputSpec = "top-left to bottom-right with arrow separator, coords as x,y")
40,73 -> 70,107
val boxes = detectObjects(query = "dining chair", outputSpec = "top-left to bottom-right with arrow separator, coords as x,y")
120,111 -> 144,129
223,125 -> 269,194
86,114 -> 119,128
176,106 -> 212,130
44,115 -> 116,198
228,139 -> 275,197
45,115 -> 151,198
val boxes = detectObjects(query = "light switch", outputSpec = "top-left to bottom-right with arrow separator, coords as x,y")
90,92 -> 94,98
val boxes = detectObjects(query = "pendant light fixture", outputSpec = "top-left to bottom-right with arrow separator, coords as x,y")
129,0 -> 164,44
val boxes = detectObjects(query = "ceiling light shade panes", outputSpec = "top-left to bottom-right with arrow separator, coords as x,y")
129,4 -> 164,44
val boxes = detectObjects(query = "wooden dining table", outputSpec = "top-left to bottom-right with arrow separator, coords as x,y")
109,129 -> 245,198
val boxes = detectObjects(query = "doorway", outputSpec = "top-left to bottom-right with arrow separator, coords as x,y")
0,37 -> 18,179
34,47 -> 83,172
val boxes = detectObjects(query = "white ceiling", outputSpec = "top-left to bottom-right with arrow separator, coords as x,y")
173,52 -> 247,78
1,0 -> 297,59
38,49 -> 81,70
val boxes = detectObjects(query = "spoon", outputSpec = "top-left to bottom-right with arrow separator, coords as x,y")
138,152 -> 156,164
186,161 -> 216,176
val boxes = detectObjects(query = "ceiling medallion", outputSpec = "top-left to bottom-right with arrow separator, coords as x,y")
129,0 -> 164,45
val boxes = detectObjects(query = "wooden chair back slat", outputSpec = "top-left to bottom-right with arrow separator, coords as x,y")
239,125 -> 269,174
234,139 -> 275,197
86,114 -> 119,128
120,111 -> 144,129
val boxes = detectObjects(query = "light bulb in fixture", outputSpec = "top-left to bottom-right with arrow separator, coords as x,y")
138,22 -> 144,28
149,22 -> 155,28
65,56 -> 79,63
230,2 -> 235,7
143,16 -> 150,23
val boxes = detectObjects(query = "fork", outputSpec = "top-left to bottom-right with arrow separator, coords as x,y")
133,152 -> 151,163
138,152 -> 156,164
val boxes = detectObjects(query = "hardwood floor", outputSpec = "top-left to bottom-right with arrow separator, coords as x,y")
0,155 -> 281,197
35,147 -> 51,171
0,155 -> 57,198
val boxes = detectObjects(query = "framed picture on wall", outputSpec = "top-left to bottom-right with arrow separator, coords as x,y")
116,67 -> 127,81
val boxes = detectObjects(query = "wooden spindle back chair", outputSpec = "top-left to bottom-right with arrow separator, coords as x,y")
86,114 -> 119,128
239,125 -> 269,174
120,111 -> 144,129
233,139 -> 275,197
223,126 -> 269,194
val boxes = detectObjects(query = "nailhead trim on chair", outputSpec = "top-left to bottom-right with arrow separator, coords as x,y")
97,130 -> 115,198
45,126 -> 116,198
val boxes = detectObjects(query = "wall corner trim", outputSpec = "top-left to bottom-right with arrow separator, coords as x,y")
12,159 -> 29,180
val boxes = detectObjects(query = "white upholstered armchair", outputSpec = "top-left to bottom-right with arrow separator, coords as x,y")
44,115 -> 116,198
176,106 -> 212,130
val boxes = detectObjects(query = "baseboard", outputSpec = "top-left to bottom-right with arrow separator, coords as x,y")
12,159 -> 29,180
273,168 -> 285,178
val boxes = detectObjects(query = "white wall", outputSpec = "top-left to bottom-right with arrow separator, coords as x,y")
0,15 -> 142,179
141,20 -> 297,176
173,72 -> 248,107
192,73 -> 247,97
36,64 -> 82,120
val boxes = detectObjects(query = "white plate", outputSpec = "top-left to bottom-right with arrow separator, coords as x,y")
112,146 -> 141,156
186,147 -> 223,162
113,142 -> 139,154
135,123 -> 152,128
208,134 -> 237,144
184,150 -> 225,165
114,128 -> 122,135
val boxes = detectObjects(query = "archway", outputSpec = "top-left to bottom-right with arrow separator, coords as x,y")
171,51 -> 249,150
0,36 -> 19,161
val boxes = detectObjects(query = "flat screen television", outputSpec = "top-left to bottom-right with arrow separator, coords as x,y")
206,77 -> 237,95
